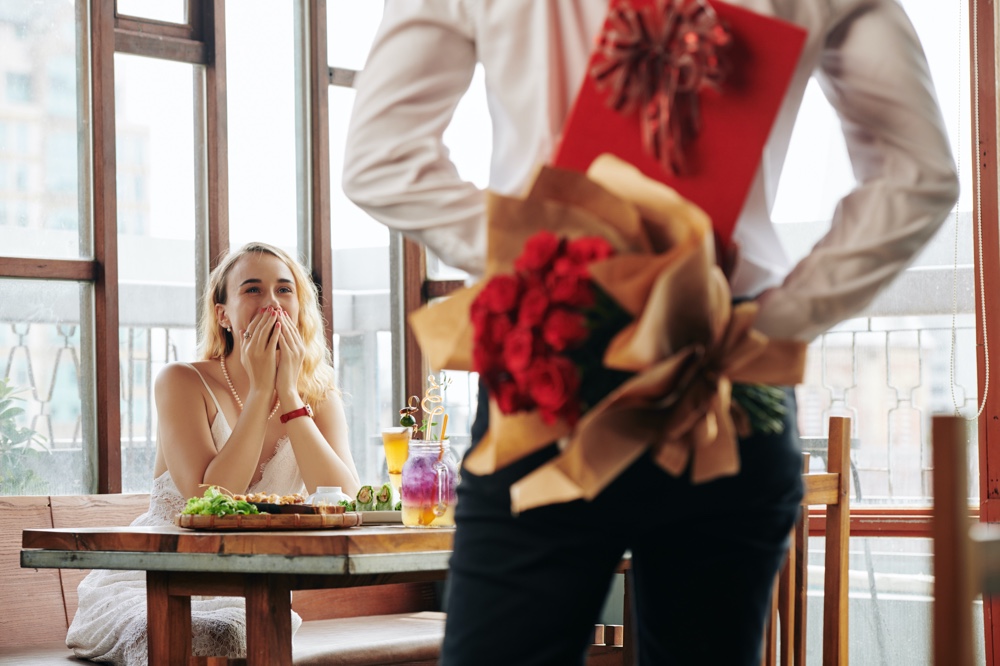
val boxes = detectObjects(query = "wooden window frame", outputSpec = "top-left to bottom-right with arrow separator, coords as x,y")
971,0 -> 999,657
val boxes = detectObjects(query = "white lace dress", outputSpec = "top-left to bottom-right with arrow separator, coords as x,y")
66,364 -> 306,665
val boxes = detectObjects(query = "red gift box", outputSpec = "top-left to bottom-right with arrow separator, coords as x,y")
552,0 -> 807,244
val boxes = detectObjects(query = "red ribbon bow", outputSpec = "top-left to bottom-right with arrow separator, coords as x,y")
591,0 -> 731,176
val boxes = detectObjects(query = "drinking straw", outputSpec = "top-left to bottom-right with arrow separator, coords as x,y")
438,414 -> 449,462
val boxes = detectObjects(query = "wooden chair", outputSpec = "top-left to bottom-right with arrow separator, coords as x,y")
931,414 -> 999,666
763,415 -> 851,666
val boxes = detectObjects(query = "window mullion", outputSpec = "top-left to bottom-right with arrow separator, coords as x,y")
91,0 -> 121,494
304,0 -> 334,344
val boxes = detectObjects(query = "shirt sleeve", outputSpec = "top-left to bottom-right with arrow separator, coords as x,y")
753,0 -> 960,341
342,0 -> 487,277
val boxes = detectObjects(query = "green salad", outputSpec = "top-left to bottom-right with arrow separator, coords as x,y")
181,486 -> 259,516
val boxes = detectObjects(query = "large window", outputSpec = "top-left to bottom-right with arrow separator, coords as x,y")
0,0 -> 91,496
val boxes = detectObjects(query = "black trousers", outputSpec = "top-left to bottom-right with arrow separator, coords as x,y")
440,384 -> 804,666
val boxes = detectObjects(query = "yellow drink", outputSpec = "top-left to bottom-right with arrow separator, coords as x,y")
402,503 -> 456,528
381,427 -> 411,492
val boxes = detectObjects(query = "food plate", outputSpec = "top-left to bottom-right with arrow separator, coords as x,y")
360,510 -> 403,525
176,511 -> 361,531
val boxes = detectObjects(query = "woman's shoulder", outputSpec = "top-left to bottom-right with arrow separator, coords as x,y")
310,386 -> 346,421
155,361 -> 213,392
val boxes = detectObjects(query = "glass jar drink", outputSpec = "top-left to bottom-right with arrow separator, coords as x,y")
381,427 -> 411,495
401,439 -> 458,528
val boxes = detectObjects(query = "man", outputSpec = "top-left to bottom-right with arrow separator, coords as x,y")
344,2 -> 957,663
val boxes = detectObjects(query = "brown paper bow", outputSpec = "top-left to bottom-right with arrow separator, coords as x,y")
409,154 -> 806,513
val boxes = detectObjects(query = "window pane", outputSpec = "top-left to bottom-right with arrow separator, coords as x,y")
805,537 -> 985,665
115,0 -> 185,24
114,54 -> 199,492
435,370 -> 475,461
0,0 -> 84,258
227,0 -> 300,250
0,279 -> 91,495
329,80 -> 390,486
776,4 -> 976,505
327,0 -> 382,71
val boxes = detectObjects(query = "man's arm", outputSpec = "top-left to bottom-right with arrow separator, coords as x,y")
343,0 -> 487,276
755,0 -> 960,341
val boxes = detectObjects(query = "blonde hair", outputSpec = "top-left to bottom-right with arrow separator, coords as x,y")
198,242 -> 337,406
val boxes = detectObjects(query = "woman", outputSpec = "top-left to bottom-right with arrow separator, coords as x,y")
67,242 -> 360,664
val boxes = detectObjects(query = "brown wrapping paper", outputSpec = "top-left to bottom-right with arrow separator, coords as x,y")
409,154 -> 806,513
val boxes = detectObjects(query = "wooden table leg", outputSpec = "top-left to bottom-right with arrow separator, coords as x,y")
244,575 -> 292,666
147,571 -> 192,666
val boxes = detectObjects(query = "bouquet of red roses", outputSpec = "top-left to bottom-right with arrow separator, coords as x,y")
470,231 -> 633,428
410,155 -> 806,513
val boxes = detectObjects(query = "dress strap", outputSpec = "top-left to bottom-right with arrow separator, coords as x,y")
181,362 -> 225,416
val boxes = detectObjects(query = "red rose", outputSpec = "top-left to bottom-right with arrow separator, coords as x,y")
526,356 -> 580,423
546,257 -> 594,308
515,231 -> 562,273
492,377 -> 526,414
473,233 -> 624,426
517,281 -> 551,328
473,314 -> 514,372
542,308 -> 588,351
567,236 -> 615,264
470,297 -> 490,329
503,326 -> 536,373
477,274 -> 522,314
473,342 -> 502,376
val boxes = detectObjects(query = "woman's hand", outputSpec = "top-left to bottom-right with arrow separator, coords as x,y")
238,307 -> 280,396
275,309 -> 306,402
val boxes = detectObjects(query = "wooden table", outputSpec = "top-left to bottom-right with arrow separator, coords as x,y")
21,524 -> 454,666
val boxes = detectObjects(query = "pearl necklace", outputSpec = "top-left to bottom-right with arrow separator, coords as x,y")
219,356 -> 280,420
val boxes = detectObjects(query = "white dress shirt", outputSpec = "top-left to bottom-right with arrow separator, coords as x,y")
343,0 -> 959,341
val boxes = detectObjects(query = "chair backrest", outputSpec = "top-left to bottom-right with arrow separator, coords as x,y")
763,415 -> 851,666
931,414 -> 996,666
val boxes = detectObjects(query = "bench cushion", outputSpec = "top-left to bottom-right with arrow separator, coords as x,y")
293,612 -> 445,666
0,643 -> 82,664
0,613 -> 445,666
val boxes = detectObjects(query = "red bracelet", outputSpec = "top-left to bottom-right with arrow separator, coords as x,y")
279,404 -> 313,424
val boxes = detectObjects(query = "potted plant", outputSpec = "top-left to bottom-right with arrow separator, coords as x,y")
0,376 -> 47,495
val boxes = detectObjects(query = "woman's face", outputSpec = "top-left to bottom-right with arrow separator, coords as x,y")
216,252 -> 300,336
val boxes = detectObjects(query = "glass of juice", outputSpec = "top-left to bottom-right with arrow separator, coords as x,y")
381,426 -> 411,496
401,439 -> 458,528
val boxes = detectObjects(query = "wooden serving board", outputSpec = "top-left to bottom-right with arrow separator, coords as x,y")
250,503 -> 345,515
176,511 -> 361,531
